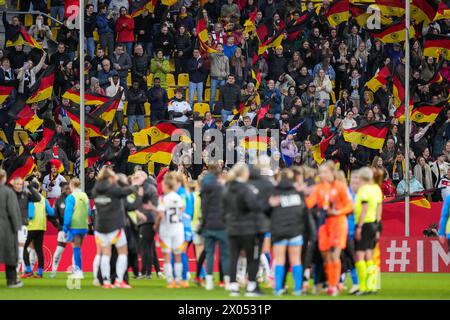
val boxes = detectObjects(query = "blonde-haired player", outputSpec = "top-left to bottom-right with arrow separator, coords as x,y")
156,173 -> 187,288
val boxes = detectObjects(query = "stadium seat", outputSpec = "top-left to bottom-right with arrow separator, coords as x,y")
167,88 -> 175,99
166,74 -> 176,87
93,30 -> 99,42
147,73 -> 154,87
123,101 -> 128,115
144,102 -> 151,115
127,72 -> 132,87
206,75 -> 211,87
178,73 -> 189,87
194,103 -> 210,116
25,14 -> 33,27
169,60 -> 175,72
328,104 -> 335,118
185,89 -> 197,102
204,88 -> 218,102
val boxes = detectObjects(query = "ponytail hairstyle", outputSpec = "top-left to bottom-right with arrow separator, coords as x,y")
372,167 -> 384,187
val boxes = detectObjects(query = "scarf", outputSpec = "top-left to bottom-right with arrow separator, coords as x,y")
414,164 -> 433,190
392,160 -> 405,181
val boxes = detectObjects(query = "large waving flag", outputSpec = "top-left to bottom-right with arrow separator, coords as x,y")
241,135 -> 269,152
423,33 -> 450,60
410,0 -> 439,25
6,27 -> 43,50
258,33 -> 284,55
6,149 -> 35,183
244,8 -> 258,35
410,100 -> 446,123
286,11 -> 310,41
85,148 -> 103,168
62,89 -> 110,106
325,0 -> 349,27
343,122 -> 389,150
384,194 -> 431,209
369,19 -> 415,43
128,141 -> 178,165
392,66 -> 405,108
131,0 -> 158,17
33,119 -> 56,154
26,66 -> 55,104
350,3 -> 392,27
64,105 -> 107,138
197,18 -> 217,53
0,84 -> 15,105
366,65 -> 391,92
370,0 -> 405,17
434,1 -> 450,21
8,97 -> 43,133
311,134 -> 335,165
89,89 -> 122,124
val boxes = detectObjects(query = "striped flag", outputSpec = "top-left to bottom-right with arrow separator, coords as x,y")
434,1 -> 450,21
89,89 -> 122,124
62,89 -> 110,106
6,27 -> 43,50
0,84 -> 14,105
369,19 -> 415,44
258,33 -> 284,55
311,134 -> 335,165
8,98 -> 43,133
370,0 -> 405,17
343,122 -> 389,150
423,33 -> 450,60
6,149 -> 35,183
64,105 -> 107,138
350,3 -> 392,27
410,100 -> 446,123
241,135 -> 269,151
26,66 -> 55,104
325,0 -> 349,27
411,0 -> 439,25
131,0 -> 158,17
32,118 -> 56,154
128,141 -> 178,165
366,65 -> 391,92
197,18 -> 217,53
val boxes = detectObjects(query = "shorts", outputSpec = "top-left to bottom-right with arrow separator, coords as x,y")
57,230 -> 67,243
355,223 -> 377,251
273,234 -> 303,247
193,231 -> 204,246
18,225 -> 28,244
159,224 -> 185,254
95,228 -> 127,248
264,232 -> 271,239
66,229 -> 88,242
318,215 -> 348,252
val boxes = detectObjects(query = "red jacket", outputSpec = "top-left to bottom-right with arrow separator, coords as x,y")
116,15 -> 135,43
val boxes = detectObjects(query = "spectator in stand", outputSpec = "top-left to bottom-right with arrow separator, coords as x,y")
84,4 -> 97,58
106,75 -> 126,128
126,81 -> 147,133
134,8 -> 155,57
174,26 -> 192,78
187,49 -> 207,108
150,49 -> 171,89
131,44 -> 150,90
154,25 -> 175,59
98,58 -> 119,89
50,0 -> 65,26
147,77 -> 169,124
209,43 -> 230,110
262,80 -> 282,119
116,7 -> 135,55
96,4 -> 116,56
396,170 -> 424,196
414,156 -> 434,191
111,44 -> 132,90
168,87 -> 192,122
218,74 -> 241,121
57,19 -> 79,61
28,15 -> 52,51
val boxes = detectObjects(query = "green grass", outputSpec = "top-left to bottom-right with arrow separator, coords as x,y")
0,273 -> 449,300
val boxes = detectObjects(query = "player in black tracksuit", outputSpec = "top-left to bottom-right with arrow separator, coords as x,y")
268,170 -> 316,296
223,164 -> 263,297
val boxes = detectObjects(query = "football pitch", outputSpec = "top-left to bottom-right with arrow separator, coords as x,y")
0,273 -> 449,300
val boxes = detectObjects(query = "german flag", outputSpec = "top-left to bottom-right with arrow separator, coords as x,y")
132,128 -> 151,147
369,19 -> 415,44
241,135 -> 269,151
85,148 -> 102,168
258,33 -> 284,55
428,71 -> 443,85
251,69 -> 261,89
0,84 -> 14,105
286,11 -> 310,41
411,100 -> 446,123
370,0 -> 405,17
384,194 -> 431,209
366,65 -> 391,92
62,89 -> 110,106
311,134 -> 335,165
325,0 -> 349,27
350,3 -> 392,28
32,119 -> 56,154
256,104 -> 270,125
64,105 -> 107,138
392,66 -> 405,108
89,89 -> 122,124
197,18 -> 217,54
423,33 -> 450,60
244,8 -> 258,36
343,122 -> 389,150
8,98 -> 43,133
6,27 -> 43,50
131,0 -> 158,17
6,150 -> 35,183
128,141 -> 178,165
394,99 -> 414,124
411,0 -> 439,25
26,66 -> 55,104
434,1 -> 450,21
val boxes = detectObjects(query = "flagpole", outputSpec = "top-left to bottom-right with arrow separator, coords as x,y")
404,0 -> 411,237
79,3 -> 86,192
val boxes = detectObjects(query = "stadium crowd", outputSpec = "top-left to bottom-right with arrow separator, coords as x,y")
0,0 -> 450,296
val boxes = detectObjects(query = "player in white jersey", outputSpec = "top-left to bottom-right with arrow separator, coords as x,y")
156,173 -> 186,288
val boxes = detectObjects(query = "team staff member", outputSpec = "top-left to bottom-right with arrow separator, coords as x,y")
0,169 -> 23,288
268,169 -> 315,296
22,180 -> 55,279
92,166 -> 137,289
9,177 -> 40,273
49,182 -> 71,278
306,161 -> 353,296
63,178 -> 91,279
223,163 -> 263,297
353,167 -> 383,295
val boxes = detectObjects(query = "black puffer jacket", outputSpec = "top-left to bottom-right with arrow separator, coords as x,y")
218,83 -> 241,111
92,180 -> 136,233
126,87 -> 147,115
248,167 -> 275,234
174,34 -> 192,57
223,179 -> 261,236
268,178 -> 315,243
13,185 -> 41,226
200,173 -> 225,230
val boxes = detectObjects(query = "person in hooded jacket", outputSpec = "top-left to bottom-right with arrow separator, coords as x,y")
223,163 -> 264,297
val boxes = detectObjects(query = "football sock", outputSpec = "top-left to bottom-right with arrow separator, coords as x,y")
350,268 -> 359,285
52,246 -> 65,272
92,254 -> 101,279
292,264 -> 303,292
116,254 -> 128,282
73,247 -> 82,272
165,262 -> 173,284
101,255 -> 111,282
366,260 -> 376,291
37,268 -> 43,276
181,253 -> 189,280
174,262 -> 183,283
274,265 -> 285,292
355,260 -> 367,292
17,246 -> 24,272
